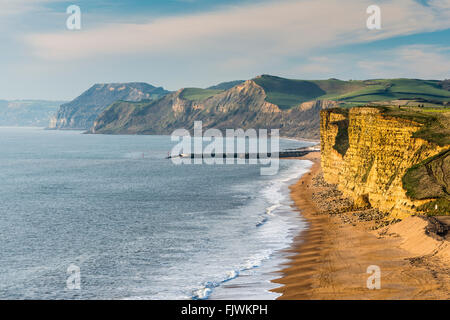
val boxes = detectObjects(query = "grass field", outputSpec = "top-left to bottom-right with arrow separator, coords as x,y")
252,75 -> 450,108
180,88 -> 223,101
253,75 -> 326,109
178,76 -> 450,109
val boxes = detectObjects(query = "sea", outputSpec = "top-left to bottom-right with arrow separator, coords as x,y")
0,127 -> 314,299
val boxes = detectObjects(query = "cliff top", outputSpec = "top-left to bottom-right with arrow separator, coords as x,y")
379,106 -> 450,147
326,105 -> 450,147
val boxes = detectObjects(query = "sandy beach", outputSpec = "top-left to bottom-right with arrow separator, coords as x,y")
272,152 -> 450,300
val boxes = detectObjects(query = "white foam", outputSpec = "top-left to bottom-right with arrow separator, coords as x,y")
195,159 -> 313,300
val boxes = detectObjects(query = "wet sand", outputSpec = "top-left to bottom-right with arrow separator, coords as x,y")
272,152 -> 450,300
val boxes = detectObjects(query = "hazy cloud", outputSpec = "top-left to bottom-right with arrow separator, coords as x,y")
2,0 -> 449,99
0,0 -> 60,15
357,44 -> 450,79
26,0 -> 450,60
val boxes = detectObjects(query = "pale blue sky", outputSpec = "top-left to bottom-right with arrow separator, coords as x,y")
1,0 -> 449,100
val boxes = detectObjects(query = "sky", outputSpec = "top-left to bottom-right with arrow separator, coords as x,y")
0,0 -> 449,100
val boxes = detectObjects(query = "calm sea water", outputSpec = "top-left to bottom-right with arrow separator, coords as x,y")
0,127 -> 313,300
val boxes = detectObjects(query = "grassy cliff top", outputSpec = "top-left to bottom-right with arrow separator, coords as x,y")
178,75 -> 450,109
180,88 -> 223,101
379,106 -> 450,147
253,75 -> 450,109
327,105 -> 450,147
253,75 -> 326,109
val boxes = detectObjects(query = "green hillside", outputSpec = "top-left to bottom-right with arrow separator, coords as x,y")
252,75 -> 450,109
90,75 -> 450,143
325,79 -> 450,104
253,75 -> 326,109
207,80 -> 244,90
180,88 -> 223,101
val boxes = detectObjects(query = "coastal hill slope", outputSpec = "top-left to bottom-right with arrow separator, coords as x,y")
254,75 -> 450,109
49,83 -> 169,130
89,79 -> 338,139
88,75 -> 450,139
207,80 -> 245,90
321,106 -> 449,218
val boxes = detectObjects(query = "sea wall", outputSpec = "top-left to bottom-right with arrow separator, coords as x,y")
320,107 -> 447,219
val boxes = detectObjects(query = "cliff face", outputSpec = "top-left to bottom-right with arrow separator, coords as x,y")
321,107 -> 449,219
91,80 -> 338,140
58,75 -> 450,137
49,83 -> 169,130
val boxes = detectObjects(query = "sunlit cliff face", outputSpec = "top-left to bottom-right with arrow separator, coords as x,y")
320,107 -> 448,219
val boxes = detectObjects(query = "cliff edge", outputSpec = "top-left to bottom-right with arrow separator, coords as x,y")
320,106 -> 449,219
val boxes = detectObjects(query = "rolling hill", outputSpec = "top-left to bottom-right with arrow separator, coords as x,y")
207,80 -> 245,90
84,75 -> 450,140
254,75 -> 450,108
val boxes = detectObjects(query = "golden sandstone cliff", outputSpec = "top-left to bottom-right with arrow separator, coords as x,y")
320,107 -> 449,219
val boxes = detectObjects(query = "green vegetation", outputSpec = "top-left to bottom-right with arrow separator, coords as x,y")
380,106 -> 450,146
323,79 -> 450,103
207,80 -> 244,90
253,75 -> 325,109
179,76 -> 450,110
180,88 -> 223,101
417,198 -> 450,216
403,149 -> 449,216
403,149 -> 450,199
252,75 -> 450,109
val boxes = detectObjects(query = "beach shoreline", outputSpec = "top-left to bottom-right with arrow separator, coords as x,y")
271,151 -> 450,300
